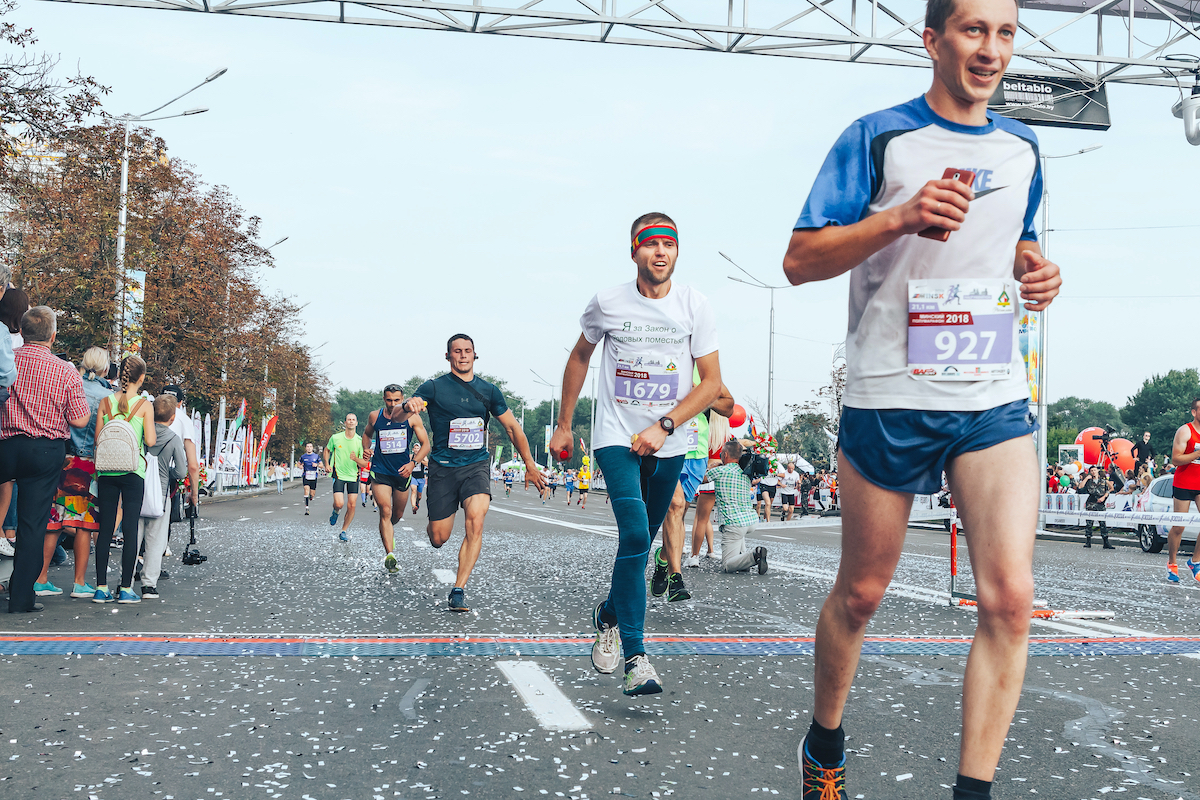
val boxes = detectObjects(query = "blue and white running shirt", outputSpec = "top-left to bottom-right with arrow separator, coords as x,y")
795,95 -> 1042,412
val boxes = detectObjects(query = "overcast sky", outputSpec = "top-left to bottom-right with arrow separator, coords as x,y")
17,2 -> 1199,421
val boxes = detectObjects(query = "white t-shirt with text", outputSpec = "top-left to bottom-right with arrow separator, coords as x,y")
581,280 -> 718,459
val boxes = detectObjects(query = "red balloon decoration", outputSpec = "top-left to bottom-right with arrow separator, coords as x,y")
728,404 -> 747,428
1075,427 -> 1105,465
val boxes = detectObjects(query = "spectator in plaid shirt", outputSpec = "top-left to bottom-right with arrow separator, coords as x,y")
0,306 -> 90,613
704,439 -> 768,575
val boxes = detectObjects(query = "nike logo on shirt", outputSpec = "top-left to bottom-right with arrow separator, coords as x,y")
974,186 -> 1008,199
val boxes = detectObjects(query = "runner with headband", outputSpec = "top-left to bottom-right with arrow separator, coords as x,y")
552,213 -> 721,696
362,384 -> 431,574
782,0 -> 1062,795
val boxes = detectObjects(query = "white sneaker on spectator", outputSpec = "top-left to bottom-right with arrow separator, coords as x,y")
684,555 -> 700,568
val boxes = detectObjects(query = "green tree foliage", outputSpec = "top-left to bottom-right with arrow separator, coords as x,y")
327,388 -> 383,440
773,411 -> 834,468
1047,396 -> 1123,433
1120,369 -> 1200,453
1045,427 -> 1081,462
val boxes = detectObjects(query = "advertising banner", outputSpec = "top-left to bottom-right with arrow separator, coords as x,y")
989,74 -> 1111,130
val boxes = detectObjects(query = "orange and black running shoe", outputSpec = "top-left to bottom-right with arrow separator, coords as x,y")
798,735 -> 847,800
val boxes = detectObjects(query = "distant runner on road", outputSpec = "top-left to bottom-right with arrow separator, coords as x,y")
1165,397 -> 1200,584
300,443 -> 321,516
323,414 -> 369,542
362,384 -> 431,575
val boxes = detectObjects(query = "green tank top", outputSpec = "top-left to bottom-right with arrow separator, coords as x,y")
99,393 -> 148,479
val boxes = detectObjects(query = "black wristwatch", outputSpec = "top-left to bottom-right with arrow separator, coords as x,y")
658,417 -> 676,436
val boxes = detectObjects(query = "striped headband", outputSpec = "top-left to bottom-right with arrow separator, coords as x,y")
631,225 -> 679,255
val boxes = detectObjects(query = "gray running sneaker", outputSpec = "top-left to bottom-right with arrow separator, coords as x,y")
448,587 -> 469,612
622,654 -> 663,696
755,546 -> 769,575
590,603 -> 621,675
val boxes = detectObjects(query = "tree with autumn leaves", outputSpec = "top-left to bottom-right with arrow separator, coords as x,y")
1,7 -> 329,460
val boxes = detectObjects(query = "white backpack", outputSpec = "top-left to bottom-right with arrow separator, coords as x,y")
95,397 -> 147,474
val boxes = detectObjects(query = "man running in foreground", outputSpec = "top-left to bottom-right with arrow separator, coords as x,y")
781,0 -> 1062,795
324,414 -> 369,542
363,384 -> 431,574
300,443 -> 321,515
399,334 -> 545,611
552,213 -> 721,696
1165,397 -> 1200,583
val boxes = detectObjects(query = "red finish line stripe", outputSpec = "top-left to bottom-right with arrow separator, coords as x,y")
2,635 -> 1197,645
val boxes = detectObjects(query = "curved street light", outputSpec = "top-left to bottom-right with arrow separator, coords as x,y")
722,251 -> 788,436
1035,144 -> 1102,520
112,69 -> 228,360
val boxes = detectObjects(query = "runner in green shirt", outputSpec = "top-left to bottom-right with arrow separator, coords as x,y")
323,414 -> 368,542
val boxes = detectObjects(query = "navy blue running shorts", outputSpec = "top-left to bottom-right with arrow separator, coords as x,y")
838,398 -> 1038,495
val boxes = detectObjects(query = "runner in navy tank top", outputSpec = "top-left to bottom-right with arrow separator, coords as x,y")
362,385 -> 430,574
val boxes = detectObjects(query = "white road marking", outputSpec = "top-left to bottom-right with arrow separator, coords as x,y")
432,568 -> 456,584
263,511 -> 273,514
399,678 -> 430,721
402,526 -> 414,531
237,517 -> 250,522
495,660 -> 591,732
760,534 -> 792,540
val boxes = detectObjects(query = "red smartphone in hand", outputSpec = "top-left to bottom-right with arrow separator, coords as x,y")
918,168 -> 976,242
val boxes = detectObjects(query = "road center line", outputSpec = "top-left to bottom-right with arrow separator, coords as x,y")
432,568 -> 456,584
495,660 -> 592,731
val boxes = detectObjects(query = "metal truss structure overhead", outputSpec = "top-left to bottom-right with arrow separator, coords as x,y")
41,0 -> 1200,86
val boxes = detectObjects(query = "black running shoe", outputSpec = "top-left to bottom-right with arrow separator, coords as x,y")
650,547 -> 669,598
448,587 -> 469,612
755,546 -> 769,575
666,572 -> 691,602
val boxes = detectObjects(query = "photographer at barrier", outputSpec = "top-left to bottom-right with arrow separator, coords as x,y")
1081,466 -> 1114,549
704,438 -> 767,575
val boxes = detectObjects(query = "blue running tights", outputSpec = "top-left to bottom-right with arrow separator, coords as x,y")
593,446 -> 685,658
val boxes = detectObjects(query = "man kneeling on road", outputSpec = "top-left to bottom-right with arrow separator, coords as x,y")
705,439 -> 767,575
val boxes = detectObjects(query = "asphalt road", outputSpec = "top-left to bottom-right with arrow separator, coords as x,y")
2,480 -> 1198,800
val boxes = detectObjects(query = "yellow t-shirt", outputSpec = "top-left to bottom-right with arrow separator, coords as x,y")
578,469 -> 590,489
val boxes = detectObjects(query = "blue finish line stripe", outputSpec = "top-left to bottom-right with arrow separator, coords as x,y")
1,635 -> 1198,658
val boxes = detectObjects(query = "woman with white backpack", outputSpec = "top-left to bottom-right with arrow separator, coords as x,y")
92,355 -> 155,604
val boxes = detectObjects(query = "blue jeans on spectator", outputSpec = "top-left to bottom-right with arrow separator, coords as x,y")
592,446 -> 685,659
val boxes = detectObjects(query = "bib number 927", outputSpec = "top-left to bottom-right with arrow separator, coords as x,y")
933,330 -> 997,361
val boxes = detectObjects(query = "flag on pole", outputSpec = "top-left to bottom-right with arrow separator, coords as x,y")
578,437 -> 587,454
203,413 -> 211,466
256,415 -> 279,470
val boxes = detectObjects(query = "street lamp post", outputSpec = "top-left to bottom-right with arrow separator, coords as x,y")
722,251 -> 788,435
531,370 -> 557,468
215,233 -> 286,494
111,68 -> 227,361
1036,144 -> 1101,520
